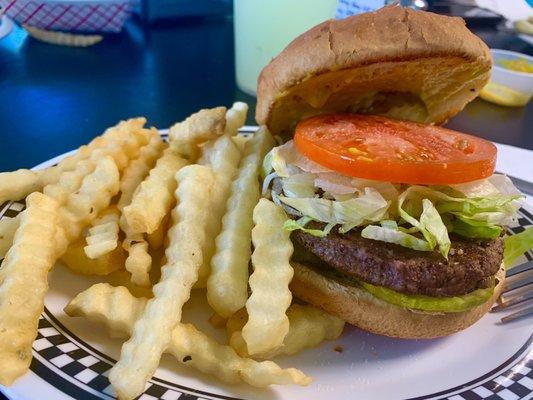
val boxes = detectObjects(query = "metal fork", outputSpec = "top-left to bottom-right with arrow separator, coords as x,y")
491,260 -> 533,323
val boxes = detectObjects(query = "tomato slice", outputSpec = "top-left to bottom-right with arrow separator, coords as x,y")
294,114 -> 497,185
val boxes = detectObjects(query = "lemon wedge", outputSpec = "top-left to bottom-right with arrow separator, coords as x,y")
479,83 -> 531,107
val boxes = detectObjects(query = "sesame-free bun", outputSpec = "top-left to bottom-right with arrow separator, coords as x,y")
289,262 -> 505,339
256,6 -> 491,136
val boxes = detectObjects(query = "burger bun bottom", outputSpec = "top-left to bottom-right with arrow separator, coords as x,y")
290,262 -> 505,339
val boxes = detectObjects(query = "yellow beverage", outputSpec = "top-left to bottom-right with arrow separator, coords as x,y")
234,0 -> 337,95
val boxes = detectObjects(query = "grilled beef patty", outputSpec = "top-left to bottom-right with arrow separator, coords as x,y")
291,227 -> 503,297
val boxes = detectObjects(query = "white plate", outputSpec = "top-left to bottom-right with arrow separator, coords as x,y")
1,129 -> 532,400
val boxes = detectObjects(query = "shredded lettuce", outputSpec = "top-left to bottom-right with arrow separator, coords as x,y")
283,216 -> 334,238
279,187 -> 389,232
262,172 -> 278,196
281,174 -> 316,198
361,225 -> 432,252
420,199 -> 451,257
263,141 -> 524,254
452,217 -> 502,239
400,185 -> 521,227
261,150 -> 274,179
504,227 -> 533,267
452,174 -> 522,198
398,189 -> 450,257
270,141 -> 329,177
360,280 -> 494,312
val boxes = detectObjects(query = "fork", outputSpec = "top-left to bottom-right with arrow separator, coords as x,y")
491,260 -> 533,323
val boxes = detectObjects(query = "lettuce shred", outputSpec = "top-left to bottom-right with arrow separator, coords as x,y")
504,227 -> 533,267
266,140 -> 524,256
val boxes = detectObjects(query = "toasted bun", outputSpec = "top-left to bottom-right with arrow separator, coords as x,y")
290,262 -> 505,339
256,6 -> 491,136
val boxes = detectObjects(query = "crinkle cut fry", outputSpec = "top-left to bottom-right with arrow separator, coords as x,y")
64,283 -> 311,387
196,103 -> 250,285
242,198 -> 294,355
61,237 -> 125,276
0,169 -> 43,206
118,132 -> 166,285
109,165 -> 215,400
195,134 -> 242,287
228,305 -> 345,359
224,102 -> 249,137
117,130 -> 166,211
0,118 -> 149,207
206,127 -> 275,318
125,241 -> 152,287
84,207 -> 120,259
0,122 -> 140,267
123,147 -> 189,235
55,155 -> 120,256
169,106 -> 227,157
0,192 -> 58,385
0,215 -> 21,260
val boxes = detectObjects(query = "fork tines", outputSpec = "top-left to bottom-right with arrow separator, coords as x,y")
491,260 -> 533,323
506,260 -> 533,278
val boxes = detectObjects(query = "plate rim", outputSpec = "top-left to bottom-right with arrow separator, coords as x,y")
1,127 -> 532,400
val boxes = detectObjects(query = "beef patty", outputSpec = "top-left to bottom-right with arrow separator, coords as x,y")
291,227 -> 503,297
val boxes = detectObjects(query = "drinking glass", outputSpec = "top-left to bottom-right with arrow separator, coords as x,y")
234,0 -> 337,96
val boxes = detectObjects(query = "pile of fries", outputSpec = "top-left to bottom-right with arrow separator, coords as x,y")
0,103 -> 345,398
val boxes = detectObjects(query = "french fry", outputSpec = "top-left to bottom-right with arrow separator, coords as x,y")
43,160 -> 94,205
109,165 -> 215,399
0,215 -> 20,260
55,156 -> 120,256
84,207 -> 120,259
146,213 -> 169,250
107,270 -> 154,299
117,135 -> 166,286
0,118 -> 148,206
123,147 -> 189,234
23,25 -> 103,47
118,130 -> 168,286
117,130 -> 166,211
207,127 -> 275,318
86,118 -> 151,172
0,192 -> 58,385
228,305 -> 345,359
61,237 -> 125,276
193,104 -> 248,286
120,212 -> 152,287
241,199 -> 294,356
224,102 -> 249,137
169,107 -> 226,157
125,241 -> 152,287
196,134 -> 242,287
120,210 -> 152,287
232,134 -> 251,153
65,283 -> 311,387
123,211 -> 169,287
0,170 -> 42,205
40,118 -> 149,188
39,137 -> 106,188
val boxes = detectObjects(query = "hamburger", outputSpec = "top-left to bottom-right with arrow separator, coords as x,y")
256,6 -> 523,339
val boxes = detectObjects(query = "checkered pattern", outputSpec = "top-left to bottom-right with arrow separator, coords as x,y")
0,0 -> 132,32
32,312 -> 533,400
34,314 -> 207,399
34,316 -> 113,393
446,357 -> 533,400
507,207 -> 533,262
0,199 -> 25,218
